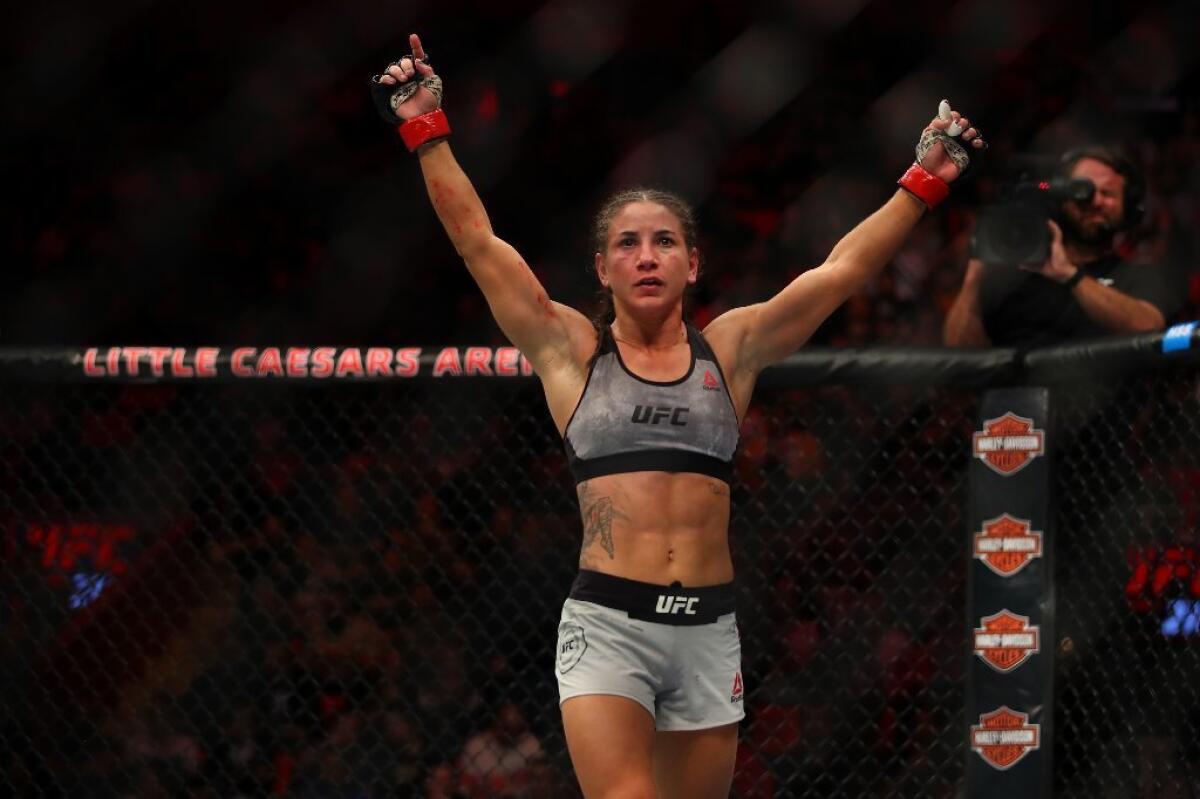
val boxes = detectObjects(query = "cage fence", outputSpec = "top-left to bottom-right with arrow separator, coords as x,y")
0,343 -> 1197,797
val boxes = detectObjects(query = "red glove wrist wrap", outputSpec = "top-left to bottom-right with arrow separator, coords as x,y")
897,162 -> 950,208
398,109 -> 451,151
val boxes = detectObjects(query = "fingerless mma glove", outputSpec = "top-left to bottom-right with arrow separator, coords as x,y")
898,100 -> 979,209
370,54 -> 451,151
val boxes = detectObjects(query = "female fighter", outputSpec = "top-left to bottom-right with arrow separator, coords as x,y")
373,33 -> 984,799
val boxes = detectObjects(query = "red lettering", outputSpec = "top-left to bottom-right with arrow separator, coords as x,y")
465,347 -> 493,376
26,523 -> 134,576
65,524 -> 101,571
495,347 -> 519,376
28,525 -> 61,569
123,347 -> 149,376
520,353 -> 534,376
1126,561 -> 1149,599
311,348 -> 336,378
232,348 -> 256,377
366,348 -> 393,377
335,348 -> 365,378
1127,545 -> 1200,612
257,347 -> 284,377
106,525 -> 134,575
394,348 -> 421,377
83,348 -> 105,377
94,534 -> 115,571
171,348 -> 194,377
1154,562 -> 1177,597
106,347 -> 120,375
286,348 -> 310,377
59,534 -> 93,570
147,347 -> 172,376
195,348 -> 218,377
433,347 -> 462,377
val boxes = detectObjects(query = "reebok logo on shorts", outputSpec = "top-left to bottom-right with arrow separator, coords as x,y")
730,672 -> 743,703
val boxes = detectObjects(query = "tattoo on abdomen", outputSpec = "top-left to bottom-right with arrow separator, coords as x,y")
582,497 -> 616,559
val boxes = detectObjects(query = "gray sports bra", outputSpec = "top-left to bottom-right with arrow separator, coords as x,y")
563,324 -> 740,484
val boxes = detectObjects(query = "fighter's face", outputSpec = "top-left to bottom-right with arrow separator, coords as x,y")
1063,157 -> 1127,244
594,202 -> 698,315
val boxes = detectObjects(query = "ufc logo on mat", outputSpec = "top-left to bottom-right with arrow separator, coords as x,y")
631,405 -> 689,426
656,595 -> 699,615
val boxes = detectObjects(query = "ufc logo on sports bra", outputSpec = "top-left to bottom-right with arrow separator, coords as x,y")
656,595 -> 699,615
631,405 -> 689,426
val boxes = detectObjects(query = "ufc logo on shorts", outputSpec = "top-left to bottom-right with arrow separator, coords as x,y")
655,595 -> 699,615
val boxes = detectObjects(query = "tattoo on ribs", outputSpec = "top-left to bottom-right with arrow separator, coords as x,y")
582,497 -> 616,559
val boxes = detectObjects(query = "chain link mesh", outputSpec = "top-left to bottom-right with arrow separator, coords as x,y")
0,366 -> 1194,797
0,378 -> 970,798
1053,368 -> 1200,797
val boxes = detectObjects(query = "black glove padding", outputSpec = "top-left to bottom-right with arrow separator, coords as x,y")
369,54 -> 442,125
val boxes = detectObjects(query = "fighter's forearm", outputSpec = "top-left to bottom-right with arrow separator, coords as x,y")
415,140 -> 495,259
825,190 -> 925,284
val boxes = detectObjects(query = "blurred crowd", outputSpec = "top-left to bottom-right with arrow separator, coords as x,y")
2,371 -> 1188,797
2,378 -> 974,797
6,1 -> 1198,350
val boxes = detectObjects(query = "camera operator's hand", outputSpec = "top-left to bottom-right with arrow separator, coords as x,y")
1020,220 -> 1078,283
915,100 -> 985,183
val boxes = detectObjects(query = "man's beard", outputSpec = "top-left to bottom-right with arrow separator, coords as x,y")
1060,206 -> 1117,250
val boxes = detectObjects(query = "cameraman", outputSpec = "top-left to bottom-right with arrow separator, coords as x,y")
943,147 -> 1181,347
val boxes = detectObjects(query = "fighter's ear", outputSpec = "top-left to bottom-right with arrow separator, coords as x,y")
595,252 -> 609,288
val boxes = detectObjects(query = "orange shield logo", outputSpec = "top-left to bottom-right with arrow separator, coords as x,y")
974,610 -> 1040,673
973,412 -> 1045,476
971,706 -> 1040,770
974,514 -> 1043,577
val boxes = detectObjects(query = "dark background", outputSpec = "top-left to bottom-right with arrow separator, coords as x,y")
5,0 -> 1198,350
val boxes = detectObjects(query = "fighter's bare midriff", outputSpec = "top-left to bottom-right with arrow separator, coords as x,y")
575,470 -> 733,586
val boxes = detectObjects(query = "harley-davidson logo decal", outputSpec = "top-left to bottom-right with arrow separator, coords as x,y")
974,514 -> 1043,577
971,706 -> 1040,770
974,610 -> 1040,673
973,413 -> 1045,476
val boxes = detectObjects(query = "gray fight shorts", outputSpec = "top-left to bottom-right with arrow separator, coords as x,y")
555,570 -> 745,731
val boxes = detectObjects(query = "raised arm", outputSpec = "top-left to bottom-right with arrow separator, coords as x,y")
373,35 -> 593,371
707,102 -> 986,377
